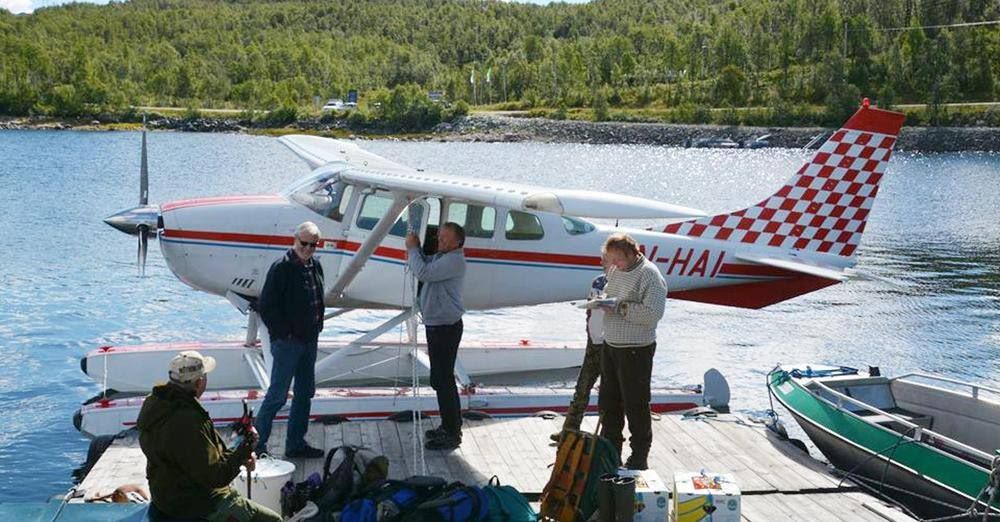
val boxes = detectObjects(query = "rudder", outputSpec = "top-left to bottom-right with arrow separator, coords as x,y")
664,101 -> 905,258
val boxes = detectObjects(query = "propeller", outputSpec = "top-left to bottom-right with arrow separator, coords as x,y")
103,119 -> 160,277
137,130 -> 149,277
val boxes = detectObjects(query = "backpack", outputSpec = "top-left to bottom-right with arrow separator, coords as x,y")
372,475 -> 449,521
415,483 -> 491,522
538,429 -> 620,522
482,476 -> 536,522
315,445 -> 390,513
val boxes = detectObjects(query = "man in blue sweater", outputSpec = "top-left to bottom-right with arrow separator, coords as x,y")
405,222 -> 467,450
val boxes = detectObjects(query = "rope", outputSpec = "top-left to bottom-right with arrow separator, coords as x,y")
400,213 -> 427,476
763,365 -> 784,437
47,486 -> 77,522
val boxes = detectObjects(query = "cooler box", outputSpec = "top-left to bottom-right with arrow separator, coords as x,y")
617,468 -> 670,521
671,472 -> 740,522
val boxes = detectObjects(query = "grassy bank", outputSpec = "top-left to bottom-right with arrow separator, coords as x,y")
491,102 -> 1000,128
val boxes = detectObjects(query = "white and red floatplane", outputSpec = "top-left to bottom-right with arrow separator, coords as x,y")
78,100 -> 905,438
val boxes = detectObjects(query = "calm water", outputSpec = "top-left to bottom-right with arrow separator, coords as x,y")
0,130 -> 998,501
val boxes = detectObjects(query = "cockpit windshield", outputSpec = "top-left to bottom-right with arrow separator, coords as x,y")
287,171 -> 354,222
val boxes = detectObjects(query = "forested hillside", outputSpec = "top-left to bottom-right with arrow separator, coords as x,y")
1,0 -> 998,124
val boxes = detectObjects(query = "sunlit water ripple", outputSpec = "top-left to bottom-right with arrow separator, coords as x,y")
0,130 -> 997,501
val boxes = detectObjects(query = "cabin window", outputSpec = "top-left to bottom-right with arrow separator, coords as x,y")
423,198 -> 442,255
289,177 -> 353,222
562,216 -> 595,235
355,193 -> 411,237
427,198 -> 441,227
505,210 -> 544,240
447,202 -> 495,239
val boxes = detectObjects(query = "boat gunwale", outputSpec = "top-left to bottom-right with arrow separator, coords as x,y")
895,372 -> 1000,402
807,375 -> 996,464
767,368 -> 996,510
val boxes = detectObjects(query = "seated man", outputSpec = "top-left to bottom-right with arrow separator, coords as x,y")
136,351 -> 281,522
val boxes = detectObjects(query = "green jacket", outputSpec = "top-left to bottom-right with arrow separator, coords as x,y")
136,382 -> 252,518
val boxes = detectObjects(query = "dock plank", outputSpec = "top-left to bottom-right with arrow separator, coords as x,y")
71,413 -> 918,522
377,420 -> 409,480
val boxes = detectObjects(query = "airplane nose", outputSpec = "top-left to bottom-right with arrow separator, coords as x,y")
103,205 -> 160,236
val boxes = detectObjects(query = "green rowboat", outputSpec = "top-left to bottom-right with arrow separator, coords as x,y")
767,364 -> 1000,519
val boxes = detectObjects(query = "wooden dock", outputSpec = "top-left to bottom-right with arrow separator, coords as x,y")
76,413 -> 916,521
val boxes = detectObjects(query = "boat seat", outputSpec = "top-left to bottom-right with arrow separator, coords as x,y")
830,383 -> 935,433
863,407 -> 934,434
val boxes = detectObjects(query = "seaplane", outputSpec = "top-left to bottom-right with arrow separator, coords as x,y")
76,100 -> 904,438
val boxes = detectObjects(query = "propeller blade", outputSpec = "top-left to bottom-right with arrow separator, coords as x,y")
140,131 -> 149,206
137,225 -> 149,277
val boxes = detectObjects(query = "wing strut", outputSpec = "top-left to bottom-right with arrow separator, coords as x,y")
313,192 -> 410,375
325,193 -> 411,302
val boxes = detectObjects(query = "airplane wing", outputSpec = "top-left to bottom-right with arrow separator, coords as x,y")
734,253 -> 849,281
279,135 -> 706,220
279,135 -> 413,172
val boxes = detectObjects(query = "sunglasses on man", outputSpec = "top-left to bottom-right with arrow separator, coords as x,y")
298,239 -> 320,248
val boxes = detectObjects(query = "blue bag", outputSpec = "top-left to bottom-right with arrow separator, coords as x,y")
417,483 -> 491,522
339,498 -> 376,522
372,475 -> 448,520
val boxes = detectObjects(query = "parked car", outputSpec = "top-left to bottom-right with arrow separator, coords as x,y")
322,99 -> 346,111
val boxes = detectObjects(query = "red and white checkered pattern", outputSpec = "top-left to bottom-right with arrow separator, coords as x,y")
664,124 -> 900,257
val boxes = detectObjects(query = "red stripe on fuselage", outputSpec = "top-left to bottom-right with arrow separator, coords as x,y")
161,195 -> 285,212
162,228 -> 799,286
464,247 -> 601,267
162,229 -> 303,246
160,228 -> 602,266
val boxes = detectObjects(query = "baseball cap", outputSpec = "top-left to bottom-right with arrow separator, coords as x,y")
168,350 -> 216,383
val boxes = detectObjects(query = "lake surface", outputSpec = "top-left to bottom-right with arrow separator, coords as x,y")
0,130 -> 997,501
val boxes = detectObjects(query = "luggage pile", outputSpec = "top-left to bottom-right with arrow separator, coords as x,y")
280,445 -> 537,522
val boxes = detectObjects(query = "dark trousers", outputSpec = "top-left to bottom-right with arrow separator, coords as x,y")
562,339 -> 603,431
598,343 -> 655,461
426,319 -> 464,435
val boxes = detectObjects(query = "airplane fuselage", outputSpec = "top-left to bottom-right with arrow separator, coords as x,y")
157,167 -> 849,310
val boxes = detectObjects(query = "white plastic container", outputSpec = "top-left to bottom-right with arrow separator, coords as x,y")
230,457 -> 296,514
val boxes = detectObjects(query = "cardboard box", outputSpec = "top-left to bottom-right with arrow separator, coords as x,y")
671,472 -> 741,522
617,468 -> 670,521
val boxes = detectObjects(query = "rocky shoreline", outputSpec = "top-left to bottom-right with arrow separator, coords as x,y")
1,114 -> 997,153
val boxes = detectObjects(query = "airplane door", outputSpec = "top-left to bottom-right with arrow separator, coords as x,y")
442,200 -> 495,309
339,191 -> 425,307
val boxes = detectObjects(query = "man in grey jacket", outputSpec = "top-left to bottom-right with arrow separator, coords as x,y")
598,232 -> 667,470
405,222 -> 467,450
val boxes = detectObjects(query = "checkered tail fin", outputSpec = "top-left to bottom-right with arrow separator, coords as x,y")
663,104 -> 905,258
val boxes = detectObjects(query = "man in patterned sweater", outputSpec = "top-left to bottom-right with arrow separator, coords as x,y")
598,233 -> 667,470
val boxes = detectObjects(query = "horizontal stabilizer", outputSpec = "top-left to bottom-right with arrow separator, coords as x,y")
734,253 -> 847,281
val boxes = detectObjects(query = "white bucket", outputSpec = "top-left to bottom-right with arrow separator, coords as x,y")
230,457 -> 296,514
